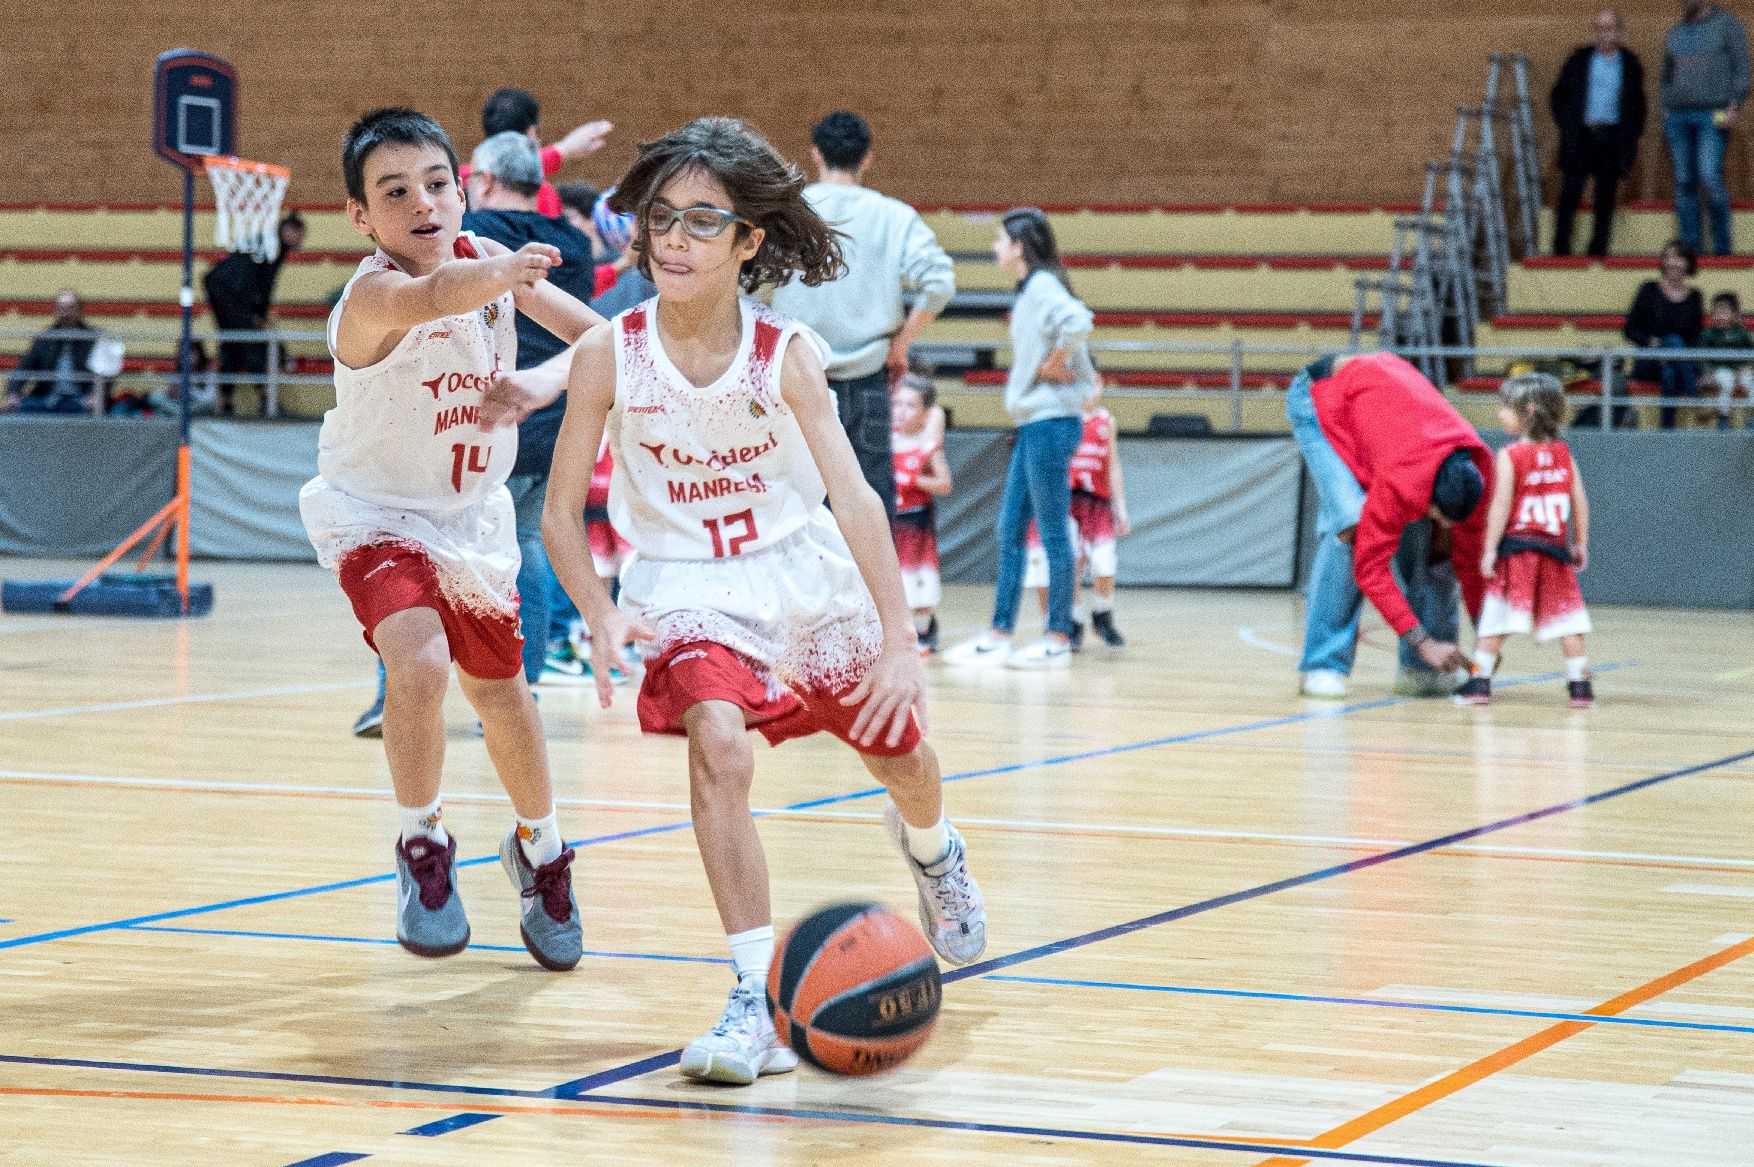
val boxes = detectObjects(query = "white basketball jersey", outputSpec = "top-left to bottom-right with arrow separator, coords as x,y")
316,233 -> 518,511
607,298 -> 829,560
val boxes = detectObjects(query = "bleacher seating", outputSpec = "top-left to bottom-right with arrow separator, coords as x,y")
3,200 -> 1749,429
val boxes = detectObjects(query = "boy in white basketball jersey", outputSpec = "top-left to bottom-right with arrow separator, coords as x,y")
300,109 -> 601,969
487,117 -> 987,1086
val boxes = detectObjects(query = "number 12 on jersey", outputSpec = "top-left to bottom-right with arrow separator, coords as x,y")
703,509 -> 758,558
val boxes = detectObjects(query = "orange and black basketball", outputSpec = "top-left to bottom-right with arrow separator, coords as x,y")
766,901 -> 942,1076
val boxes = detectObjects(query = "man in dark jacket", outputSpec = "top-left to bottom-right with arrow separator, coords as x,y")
1551,11 -> 1649,256
201,213 -> 304,415
4,289 -> 101,413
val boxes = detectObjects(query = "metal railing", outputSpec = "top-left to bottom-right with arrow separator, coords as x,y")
7,326 -> 1751,433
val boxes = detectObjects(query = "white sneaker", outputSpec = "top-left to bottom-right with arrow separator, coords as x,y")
679,982 -> 799,1085
885,804 -> 988,966
942,632 -> 1011,667
1299,669 -> 1348,699
1004,637 -> 1072,670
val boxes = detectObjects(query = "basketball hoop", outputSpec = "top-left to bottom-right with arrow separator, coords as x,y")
202,155 -> 291,261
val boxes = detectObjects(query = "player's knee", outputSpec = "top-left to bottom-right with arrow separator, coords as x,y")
382,642 -> 450,706
687,713 -> 754,797
463,673 -> 530,720
872,740 -> 937,796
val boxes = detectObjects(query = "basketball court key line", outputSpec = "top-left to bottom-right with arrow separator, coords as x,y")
984,974 -> 1754,1036
125,923 -> 730,965
1,667 -> 1562,952
551,737 -> 1745,1099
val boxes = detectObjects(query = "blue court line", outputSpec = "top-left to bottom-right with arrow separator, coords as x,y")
0,665 -> 1544,955
284,1155 -> 369,1167
571,1093 -> 1513,1167
400,1112 -> 500,1137
123,924 -> 730,965
546,735 -> 1746,1100
985,974 -> 1754,1036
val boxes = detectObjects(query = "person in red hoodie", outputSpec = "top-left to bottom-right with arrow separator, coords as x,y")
1287,352 -> 1491,699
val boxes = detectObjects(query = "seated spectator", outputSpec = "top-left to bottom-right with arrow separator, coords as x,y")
554,181 -> 625,298
1699,289 -> 1754,428
4,289 -> 104,413
1623,239 -> 1703,429
145,341 -> 221,417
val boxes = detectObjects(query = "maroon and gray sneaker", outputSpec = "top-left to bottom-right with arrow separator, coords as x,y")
1453,674 -> 1492,705
499,830 -> 583,971
1568,677 -> 1595,708
394,834 -> 470,958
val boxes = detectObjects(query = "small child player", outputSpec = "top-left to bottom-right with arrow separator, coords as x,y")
1456,372 -> 1594,708
1023,382 -> 1130,647
891,374 -> 951,654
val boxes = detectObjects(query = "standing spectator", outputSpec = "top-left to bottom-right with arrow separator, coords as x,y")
943,209 -> 1094,671
1285,353 -> 1490,701
4,289 -> 103,413
1697,289 -> 1753,425
1661,0 -> 1750,255
770,111 -> 956,522
1551,11 -> 1648,256
1624,239 -> 1704,428
202,213 -> 305,415
555,181 -> 652,311
459,88 -> 612,219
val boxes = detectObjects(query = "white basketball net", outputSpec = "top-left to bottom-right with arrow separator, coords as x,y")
202,156 -> 292,261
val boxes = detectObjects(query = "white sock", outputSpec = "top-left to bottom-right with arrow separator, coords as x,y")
913,611 -> 933,635
1089,590 -> 1115,614
516,809 -> 563,867
1474,650 -> 1498,677
728,925 -> 775,988
1565,656 -> 1589,682
399,796 -> 449,847
899,807 -> 951,867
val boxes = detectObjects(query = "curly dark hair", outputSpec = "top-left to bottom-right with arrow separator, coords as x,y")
811,110 -> 872,170
607,117 -> 845,293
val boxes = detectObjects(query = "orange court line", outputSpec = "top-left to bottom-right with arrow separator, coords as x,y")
1254,934 -> 1754,1166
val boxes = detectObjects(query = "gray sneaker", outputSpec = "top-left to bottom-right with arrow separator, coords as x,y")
394,834 -> 469,958
679,982 -> 799,1085
884,803 -> 987,966
498,829 -> 583,971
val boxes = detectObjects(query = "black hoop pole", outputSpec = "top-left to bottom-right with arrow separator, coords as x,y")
178,165 -> 195,447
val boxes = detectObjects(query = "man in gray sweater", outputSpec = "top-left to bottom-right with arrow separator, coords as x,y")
770,111 -> 956,520
1662,0 -> 1751,253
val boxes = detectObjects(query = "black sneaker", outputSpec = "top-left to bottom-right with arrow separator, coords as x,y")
1068,620 -> 1085,652
1091,610 -> 1125,648
1453,675 -> 1491,705
1568,678 -> 1594,708
922,615 -> 940,654
352,692 -> 385,738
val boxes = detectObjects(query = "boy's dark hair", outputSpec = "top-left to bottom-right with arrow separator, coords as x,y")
1431,448 -> 1486,521
555,181 -> 601,219
1662,237 -> 1700,276
897,372 -> 937,408
342,108 -> 459,204
1002,207 -> 1073,292
482,87 -> 540,137
811,111 -> 872,171
1712,289 -> 1741,313
609,117 -> 846,293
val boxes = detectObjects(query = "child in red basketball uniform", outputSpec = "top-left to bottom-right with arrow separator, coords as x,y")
1024,384 -> 1131,647
1456,372 -> 1594,707
891,374 -> 952,654
489,117 -> 987,1087
299,109 -> 601,969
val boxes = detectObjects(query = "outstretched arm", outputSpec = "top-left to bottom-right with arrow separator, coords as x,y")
475,236 -> 604,345
780,338 -> 924,749
334,243 -> 559,369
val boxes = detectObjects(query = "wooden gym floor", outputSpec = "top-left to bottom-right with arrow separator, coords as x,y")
1,558 -> 1751,1166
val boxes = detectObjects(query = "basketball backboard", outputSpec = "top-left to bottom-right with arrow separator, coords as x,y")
153,49 -> 236,171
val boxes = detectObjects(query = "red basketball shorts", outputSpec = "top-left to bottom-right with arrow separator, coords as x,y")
637,639 -> 922,758
1479,550 -> 1591,642
337,542 -> 524,679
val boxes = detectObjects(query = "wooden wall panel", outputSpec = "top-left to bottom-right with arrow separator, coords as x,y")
7,2 -> 1747,207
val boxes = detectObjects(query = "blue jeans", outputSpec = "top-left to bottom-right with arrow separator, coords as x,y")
505,473 -> 551,684
1634,333 -> 1701,430
1287,367 -> 1459,676
991,415 -> 1083,637
1665,108 -> 1732,255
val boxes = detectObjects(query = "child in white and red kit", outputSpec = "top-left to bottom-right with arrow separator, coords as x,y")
1456,372 -> 1594,708
891,374 -> 951,654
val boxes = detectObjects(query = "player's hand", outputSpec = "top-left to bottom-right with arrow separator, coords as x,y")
498,242 -> 562,292
556,120 -> 614,161
1115,511 -> 1132,538
586,610 -> 655,710
1417,638 -> 1468,673
1571,541 -> 1588,572
1479,553 -> 1497,579
842,643 -> 927,750
479,369 -> 546,430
